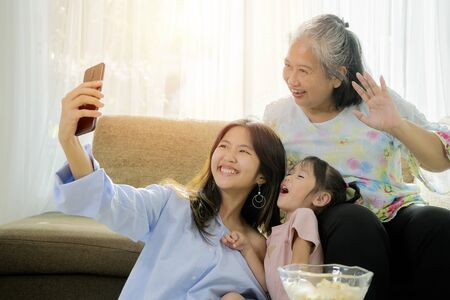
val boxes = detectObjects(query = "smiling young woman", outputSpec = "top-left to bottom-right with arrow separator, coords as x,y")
55,78 -> 286,300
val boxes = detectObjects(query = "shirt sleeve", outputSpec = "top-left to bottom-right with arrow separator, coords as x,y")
289,208 -> 321,255
390,90 -> 450,193
53,144 -> 172,242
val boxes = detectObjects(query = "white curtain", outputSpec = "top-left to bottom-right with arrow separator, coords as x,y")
1,0 -> 449,225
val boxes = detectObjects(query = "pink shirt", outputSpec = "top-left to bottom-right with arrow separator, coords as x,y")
264,208 -> 323,300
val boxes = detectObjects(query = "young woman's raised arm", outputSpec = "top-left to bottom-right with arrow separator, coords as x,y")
58,81 -> 104,179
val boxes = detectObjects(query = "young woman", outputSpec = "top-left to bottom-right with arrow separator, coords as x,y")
54,81 -> 286,299
263,14 -> 450,300
222,156 -> 360,300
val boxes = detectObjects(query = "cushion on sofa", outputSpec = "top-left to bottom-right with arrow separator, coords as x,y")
93,115 -> 227,187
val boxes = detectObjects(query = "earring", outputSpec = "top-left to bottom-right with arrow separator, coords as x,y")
252,184 -> 266,209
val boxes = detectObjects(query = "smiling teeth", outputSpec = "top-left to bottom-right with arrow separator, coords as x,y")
221,167 -> 237,174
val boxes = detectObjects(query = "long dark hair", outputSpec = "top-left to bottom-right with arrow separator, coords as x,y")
188,119 -> 286,240
300,156 -> 360,213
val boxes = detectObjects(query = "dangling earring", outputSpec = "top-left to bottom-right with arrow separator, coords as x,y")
252,184 -> 266,209
211,180 -> 216,191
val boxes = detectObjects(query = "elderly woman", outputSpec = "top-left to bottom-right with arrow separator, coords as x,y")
264,14 -> 450,300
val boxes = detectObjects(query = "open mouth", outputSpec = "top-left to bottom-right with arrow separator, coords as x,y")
290,89 -> 306,98
219,166 -> 238,175
280,185 -> 289,194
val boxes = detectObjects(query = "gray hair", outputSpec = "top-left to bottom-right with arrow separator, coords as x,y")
291,14 -> 365,109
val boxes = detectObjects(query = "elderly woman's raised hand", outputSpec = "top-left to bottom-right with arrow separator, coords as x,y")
351,72 -> 403,134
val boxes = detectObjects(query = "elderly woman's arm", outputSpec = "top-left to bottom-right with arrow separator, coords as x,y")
389,119 -> 450,172
352,72 -> 450,172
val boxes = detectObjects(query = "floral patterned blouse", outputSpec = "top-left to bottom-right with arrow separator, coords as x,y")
263,91 -> 450,222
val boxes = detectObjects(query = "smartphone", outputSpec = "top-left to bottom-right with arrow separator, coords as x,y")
75,62 -> 105,136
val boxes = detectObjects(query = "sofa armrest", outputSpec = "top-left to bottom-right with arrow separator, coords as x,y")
0,212 -> 143,277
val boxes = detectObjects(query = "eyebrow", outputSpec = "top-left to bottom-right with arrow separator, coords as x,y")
300,168 -> 310,175
284,59 -> 312,70
295,164 -> 310,175
220,139 -> 254,150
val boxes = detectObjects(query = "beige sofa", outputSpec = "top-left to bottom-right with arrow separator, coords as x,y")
0,116 -> 226,300
0,115 -> 448,299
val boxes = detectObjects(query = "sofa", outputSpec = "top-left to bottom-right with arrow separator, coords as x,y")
0,115 -> 226,300
0,115 -> 448,299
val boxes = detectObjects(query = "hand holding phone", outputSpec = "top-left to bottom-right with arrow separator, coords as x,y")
75,63 -> 105,136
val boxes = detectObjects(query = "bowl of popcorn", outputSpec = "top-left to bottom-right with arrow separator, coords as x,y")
278,264 -> 373,300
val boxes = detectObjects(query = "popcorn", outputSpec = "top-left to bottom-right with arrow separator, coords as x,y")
282,279 -> 368,300
278,264 -> 373,300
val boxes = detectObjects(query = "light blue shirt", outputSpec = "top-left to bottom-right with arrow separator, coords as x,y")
53,146 -> 267,300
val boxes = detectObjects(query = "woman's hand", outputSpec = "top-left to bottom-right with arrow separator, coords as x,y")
221,231 -> 251,253
352,72 -> 450,171
351,72 -> 403,134
58,81 -> 104,144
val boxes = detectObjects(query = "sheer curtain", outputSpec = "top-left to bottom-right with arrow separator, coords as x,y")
1,0 -> 449,225
245,0 -> 450,120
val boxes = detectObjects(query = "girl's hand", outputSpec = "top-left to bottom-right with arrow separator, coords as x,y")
351,72 -> 404,134
221,231 -> 250,253
58,81 -> 104,143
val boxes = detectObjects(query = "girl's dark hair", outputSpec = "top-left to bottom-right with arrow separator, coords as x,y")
300,156 -> 360,213
292,14 -> 365,110
188,119 -> 286,241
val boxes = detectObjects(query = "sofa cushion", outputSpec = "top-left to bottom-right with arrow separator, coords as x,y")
93,115 -> 227,187
0,212 -> 143,277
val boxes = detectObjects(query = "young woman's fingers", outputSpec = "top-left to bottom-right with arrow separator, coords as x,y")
78,80 -> 103,89
352,81 -> 370,102
64,87 -> 104,103
355,72 -> 374,97
69,95 -> 104,110
77,109 -> 102,119
363,72 -> 381,95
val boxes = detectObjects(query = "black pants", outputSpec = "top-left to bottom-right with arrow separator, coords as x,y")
318,203 -> 450,300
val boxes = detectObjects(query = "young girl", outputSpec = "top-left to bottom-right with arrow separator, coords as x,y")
222,156 -> 360,300
54,81 -> 286,299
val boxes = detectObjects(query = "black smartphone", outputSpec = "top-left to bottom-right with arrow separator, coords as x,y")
75,62 -> 105,136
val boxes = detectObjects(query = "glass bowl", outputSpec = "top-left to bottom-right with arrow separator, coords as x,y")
278,264 -> 373,300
